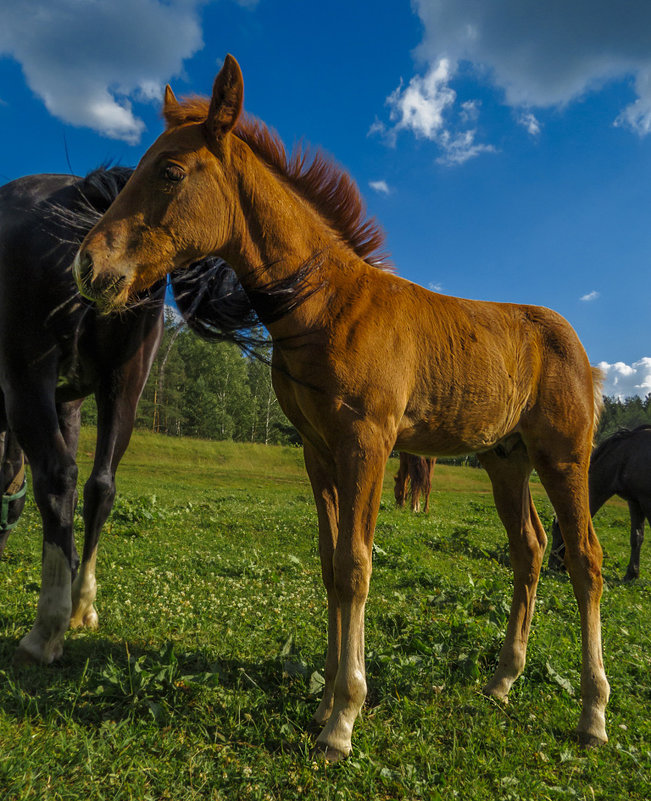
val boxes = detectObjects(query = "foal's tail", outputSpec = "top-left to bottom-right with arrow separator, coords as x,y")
591,366 -> 605,438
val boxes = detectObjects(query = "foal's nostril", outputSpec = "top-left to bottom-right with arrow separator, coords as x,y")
78,250 -> 94,285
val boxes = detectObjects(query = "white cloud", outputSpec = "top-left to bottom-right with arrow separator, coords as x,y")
436,129 -> 496,166
386,59 -> 456,141
378,57 -> 494,166
598,358 -> 651,399
428,282 -> 443,292
415,0 -> 651,131
0,0 -> 209,143
369,180 -> 391,195
379,1 -> 651,161
580,290 -> 600,302
517,112 -> 541,136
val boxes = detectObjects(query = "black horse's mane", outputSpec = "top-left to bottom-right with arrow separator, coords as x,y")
46,165 -> 315,357
591,424 -> 651,464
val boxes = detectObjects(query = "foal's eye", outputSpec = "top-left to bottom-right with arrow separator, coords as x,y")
163,164 -> 185,183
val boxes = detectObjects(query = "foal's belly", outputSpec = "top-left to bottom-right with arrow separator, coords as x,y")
394,416 -> 522,458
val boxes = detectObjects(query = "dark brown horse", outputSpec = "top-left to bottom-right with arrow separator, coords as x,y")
74,56 -> 609,757
0,167 -> 165,665
394,453 -> 436,513
549,425 -> 651,580
0,167 -> 274,665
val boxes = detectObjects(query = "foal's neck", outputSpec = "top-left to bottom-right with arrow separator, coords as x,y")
221,140 -> 357,287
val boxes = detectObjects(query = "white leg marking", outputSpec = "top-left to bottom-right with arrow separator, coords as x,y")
316,599 -> 367,757
70,547 -> 99,629
18,543 -> 72,663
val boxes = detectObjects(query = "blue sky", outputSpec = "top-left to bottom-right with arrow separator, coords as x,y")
1,0 -> 650,397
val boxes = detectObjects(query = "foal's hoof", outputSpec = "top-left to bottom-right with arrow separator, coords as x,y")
311,742 -> 348,763
577,730 -> 608,748
69,605 -> 99,630
482,680 -> 510,703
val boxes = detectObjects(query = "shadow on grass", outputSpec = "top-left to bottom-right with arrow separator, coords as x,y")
0,630 -> 324,754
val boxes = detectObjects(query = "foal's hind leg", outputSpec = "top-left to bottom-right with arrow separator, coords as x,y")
479,448 -> 547,700
532,451 -> 609,745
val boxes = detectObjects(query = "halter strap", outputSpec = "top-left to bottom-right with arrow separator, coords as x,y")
1,477 -> 27,533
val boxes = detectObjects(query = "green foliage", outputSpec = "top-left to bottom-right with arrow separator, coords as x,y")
1,433 -> 650,800
125,315 -> 298,445
596,394 -> 651,442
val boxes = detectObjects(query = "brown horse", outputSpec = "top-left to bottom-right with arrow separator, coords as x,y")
549,425 -> 651,580
394,453 -> 436,513
74,56 -> 609,758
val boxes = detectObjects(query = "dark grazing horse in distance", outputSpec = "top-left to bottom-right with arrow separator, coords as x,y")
394,453 -> 436,513
0,167 -> 281,666
549,425 -> 651,580
74,56 -> 609,757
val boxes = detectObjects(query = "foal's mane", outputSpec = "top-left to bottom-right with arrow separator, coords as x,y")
165,98 -> 389,269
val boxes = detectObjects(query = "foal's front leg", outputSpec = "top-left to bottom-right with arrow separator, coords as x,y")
303,443 -> 340,727
314,434 -> 389,760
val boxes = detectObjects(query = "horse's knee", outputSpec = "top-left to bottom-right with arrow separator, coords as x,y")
32,458 -> 78,527
333,551 -> 371,603
84,471 -> 115,508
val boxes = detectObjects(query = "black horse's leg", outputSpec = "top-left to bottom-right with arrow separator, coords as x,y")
57,400 -> 83,579
547,518 -> 566,571
6,381 -> 78,664
0,395 -> 27,555
624,499 -> 645,582
71,336 -> 161,629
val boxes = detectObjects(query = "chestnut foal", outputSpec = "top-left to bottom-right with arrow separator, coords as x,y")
74,56 -> 609,759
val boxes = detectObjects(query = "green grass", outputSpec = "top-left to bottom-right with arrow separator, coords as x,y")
1,429 -> 649,800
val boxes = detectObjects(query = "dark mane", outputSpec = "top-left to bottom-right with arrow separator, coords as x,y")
170,254 -> 325,354
165,98 -> 389,268
591,424 -> 651,464
44,166 -> 134,241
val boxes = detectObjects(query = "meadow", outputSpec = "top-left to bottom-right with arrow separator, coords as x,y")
0,430 -> 649,800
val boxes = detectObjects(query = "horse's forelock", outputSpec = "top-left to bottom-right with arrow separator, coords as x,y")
163,96 -> 211,129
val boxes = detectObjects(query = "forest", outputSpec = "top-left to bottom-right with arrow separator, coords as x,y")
82,312 -> 651,448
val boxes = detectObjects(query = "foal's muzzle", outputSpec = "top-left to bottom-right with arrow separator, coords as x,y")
73,248 -> 128,308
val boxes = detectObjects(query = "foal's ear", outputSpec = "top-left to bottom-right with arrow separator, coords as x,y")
206,54 -> 243,141
162,85 -> 181,128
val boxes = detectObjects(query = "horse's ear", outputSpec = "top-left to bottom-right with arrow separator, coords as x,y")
206,54 -> 243,141
162,85 -> 181,128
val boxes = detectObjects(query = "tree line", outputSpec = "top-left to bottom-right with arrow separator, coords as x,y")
82,311 -> 298,445
82,311 -> 651,448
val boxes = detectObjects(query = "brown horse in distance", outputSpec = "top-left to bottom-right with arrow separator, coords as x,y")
394,453 -> 436,513
74,56 -> 609,758
549,425 -> 651,580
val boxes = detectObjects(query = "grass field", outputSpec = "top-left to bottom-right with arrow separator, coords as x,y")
0,430 -> 649,800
